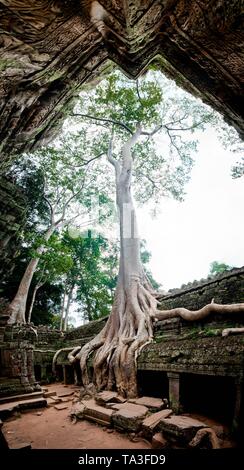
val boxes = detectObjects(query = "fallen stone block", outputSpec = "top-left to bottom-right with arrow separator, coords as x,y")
46,398 -> 56,407
82,399 -> 114,426
112,403 -> 148,432
160,415 -> 208,444
96,391 -> 126,406
60,397 -> 73,403
43,390 -> 57,398
141,409 -> 173,438
56,390 -> 74,398
152,432 -> 168,449
70,403 -> 85,419
49,396 -> 62,403
54,404 -> 68,410
129,396 -> 166,411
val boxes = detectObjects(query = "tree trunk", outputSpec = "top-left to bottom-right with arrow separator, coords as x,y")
60,291 -> 67,331
7,225 -> 55,325
70,128 -> 158,398
69,128 -> 244,398
63,286 -> 74,331
27,281 -> 45,324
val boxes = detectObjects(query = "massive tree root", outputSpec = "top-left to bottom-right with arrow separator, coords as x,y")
154,302 -> 244,337
70,275 -> 157,398
68,298 -> 244,398
154,302 -> 244,322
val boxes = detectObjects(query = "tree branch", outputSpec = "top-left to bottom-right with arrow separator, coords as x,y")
72,113 -> 133,135
136,80 -> 144,106
141,124 -> 162,137
107,133 -> 121,181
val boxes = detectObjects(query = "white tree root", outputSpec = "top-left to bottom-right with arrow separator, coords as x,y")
222,327 -> 244,337
68,277 -> 157,398
154,302 -> 244,322
67,299 -> 244,398
52,346 -> 81,374
189,428 -> 220,449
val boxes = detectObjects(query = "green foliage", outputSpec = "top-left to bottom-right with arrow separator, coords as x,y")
61,231 -> 160,323
232,157 -> 244,179
215,120 -> 244,178
33,233 -> 73,285
62,230 -> 118,322
209,260 -> 233,276
71,69 -> 216,206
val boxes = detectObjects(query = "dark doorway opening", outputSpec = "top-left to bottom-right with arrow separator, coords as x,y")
64,365 -> 74,384
34,365 -> 41,382
55,365 -> 63,382
137,370 -> 169,399
180,373 -> 236,424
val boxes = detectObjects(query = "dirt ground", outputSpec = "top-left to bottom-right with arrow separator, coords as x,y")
2,384 -> 150,449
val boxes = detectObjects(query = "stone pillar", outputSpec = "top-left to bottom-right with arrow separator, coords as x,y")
27,346 -> 36,387
167,372 -> 181,413
63,365 -> 67,385
232,376 -> 243,435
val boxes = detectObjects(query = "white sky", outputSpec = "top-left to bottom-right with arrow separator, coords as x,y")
137,127 -> 244,290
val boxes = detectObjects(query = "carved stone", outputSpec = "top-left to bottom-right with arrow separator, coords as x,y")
0,0 -> 243,162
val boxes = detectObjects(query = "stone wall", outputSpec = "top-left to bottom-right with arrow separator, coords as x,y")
159,267 -> 244,311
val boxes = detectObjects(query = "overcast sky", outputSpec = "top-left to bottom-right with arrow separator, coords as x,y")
137,127 -> 244,290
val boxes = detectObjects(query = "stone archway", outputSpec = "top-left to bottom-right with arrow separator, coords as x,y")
0,0 -> 243,163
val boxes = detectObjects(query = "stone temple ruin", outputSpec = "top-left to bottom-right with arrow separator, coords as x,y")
0,0 -> 244,450
0,268 -> 243,448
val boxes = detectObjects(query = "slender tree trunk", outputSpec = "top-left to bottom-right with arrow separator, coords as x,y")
63,286 -> 74,331
60,291 -> 67,331
70,127 -> 158,398
8,225 -> 55,325
27,281 -> 45,324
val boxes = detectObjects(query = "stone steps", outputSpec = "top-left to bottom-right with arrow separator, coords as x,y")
0,391 -> 44,405
0,397 -> 47,420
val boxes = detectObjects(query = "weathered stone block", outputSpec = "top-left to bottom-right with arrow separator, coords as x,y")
159,415 -> 207,443
112,403 -> 148,432
129,396 -> 165,411
82,399 -> 114,426
142,409 -> 173,438
95,391 -> 126,406
54,404 -> 68,410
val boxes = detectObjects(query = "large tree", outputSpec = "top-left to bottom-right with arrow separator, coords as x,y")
7,134 -> 111,325
67,70 -> 229,398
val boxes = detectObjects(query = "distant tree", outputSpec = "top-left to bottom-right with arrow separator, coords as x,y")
60,231 -> 160,327
0,247 -> 64,326
7,134 -> 111,325
27,234 -> 73,324
216,120 -> 244,179
209,261 -> 233,276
